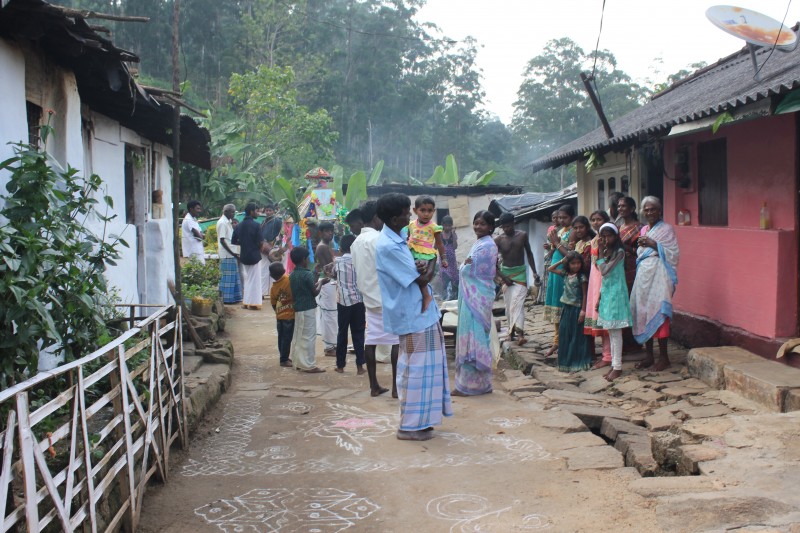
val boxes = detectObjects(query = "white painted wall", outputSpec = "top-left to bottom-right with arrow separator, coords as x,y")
1,40 -> 177,308
0,40 -> 28,215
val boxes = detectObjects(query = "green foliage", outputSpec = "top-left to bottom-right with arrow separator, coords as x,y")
344,171 -> 367,211
331,165 -> 345,201
367,161 -> 384,186
228,65 -> 338,179
584,150 -> 607,173
712,111 -> 734,134
512,37 -> 646,191
0,138 -> 126,386
426,154 -> 495,186
181,257 -> 220,289
181,258 -> 221,302
272,177 -> 301,222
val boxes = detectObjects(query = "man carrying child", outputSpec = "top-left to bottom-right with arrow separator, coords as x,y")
375,193 -> 453,441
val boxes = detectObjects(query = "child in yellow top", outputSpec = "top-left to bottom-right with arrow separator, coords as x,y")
406,196 -> 447,312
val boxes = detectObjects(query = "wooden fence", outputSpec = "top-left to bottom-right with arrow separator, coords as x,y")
0,304 -> 187,532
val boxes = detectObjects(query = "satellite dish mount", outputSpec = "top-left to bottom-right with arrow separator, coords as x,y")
706,5 -> 798,81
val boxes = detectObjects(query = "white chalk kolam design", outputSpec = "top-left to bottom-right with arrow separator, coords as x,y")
182,401 -> 551,477
296,402 -> 396,455
487,416 -> 530,429
426,494 -> 551,532
195,488 -> 380,532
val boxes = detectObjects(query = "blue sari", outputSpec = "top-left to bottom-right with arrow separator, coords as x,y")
455,236 -> 498,395
544,228 -> 570,323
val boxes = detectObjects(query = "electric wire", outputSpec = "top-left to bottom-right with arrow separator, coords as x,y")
753,0 -> 793,79
590,0 -> 607,80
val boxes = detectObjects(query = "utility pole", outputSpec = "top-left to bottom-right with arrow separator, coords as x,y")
580,72 -> 614,139
171,0 -> 182,303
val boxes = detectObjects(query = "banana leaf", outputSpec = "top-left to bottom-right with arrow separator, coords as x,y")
345,171 -> 367,211
475,170 -> 496,186
461,170 -> 479,186
367,160 -> 384,185
330,165 -> 344,201
272,177 -> 300,222
444,154 -> 458,185
426,165 -> 445,184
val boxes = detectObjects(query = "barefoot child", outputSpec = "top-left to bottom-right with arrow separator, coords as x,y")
549,251 -> 591,372
289,246 -> 331,373
406,196 -> 447,312
269,262 -> 294,367
595,223 -> 633,382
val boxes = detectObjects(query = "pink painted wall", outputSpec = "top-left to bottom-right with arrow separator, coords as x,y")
663,114 -> 798,339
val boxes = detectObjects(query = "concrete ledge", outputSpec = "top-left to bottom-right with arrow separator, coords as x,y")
687,346 -> 763,389
723,361 -> 800,412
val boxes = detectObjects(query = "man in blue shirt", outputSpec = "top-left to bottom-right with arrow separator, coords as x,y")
375,193 -> 453,441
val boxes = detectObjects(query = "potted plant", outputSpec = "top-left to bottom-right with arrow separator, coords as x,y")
185,282 -> 219,317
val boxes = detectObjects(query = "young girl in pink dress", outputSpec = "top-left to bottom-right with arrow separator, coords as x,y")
584,210 -> 612,369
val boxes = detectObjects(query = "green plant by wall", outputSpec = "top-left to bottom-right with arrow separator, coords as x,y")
0,127 -> 126,387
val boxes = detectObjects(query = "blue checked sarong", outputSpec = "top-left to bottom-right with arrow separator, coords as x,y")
219,257 -> 242,304
396,322 -> 453,431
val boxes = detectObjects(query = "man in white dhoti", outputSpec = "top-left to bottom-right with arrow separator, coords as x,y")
495,212 -> 540,346
351,201 -> 399,397
315,221 -> 338,357
232,203 -> 263,309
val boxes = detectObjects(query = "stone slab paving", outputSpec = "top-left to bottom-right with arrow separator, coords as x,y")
138,304 -> 665,533
497,303 -> 800,532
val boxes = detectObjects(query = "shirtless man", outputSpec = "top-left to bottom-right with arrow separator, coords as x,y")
315,222 -> 338,357
495,213 -> 540,346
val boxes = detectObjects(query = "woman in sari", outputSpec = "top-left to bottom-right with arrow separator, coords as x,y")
543,204 -> 574,356
630,196 -> 679,372
454,211 -> 498,396
569,216 -> 594,275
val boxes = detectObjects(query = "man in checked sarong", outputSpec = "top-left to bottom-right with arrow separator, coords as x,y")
216,204 -> 242,304
375,193 -> 453,441
495,213 -> 540,346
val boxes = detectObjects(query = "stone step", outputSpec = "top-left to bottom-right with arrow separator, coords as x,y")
687,346 -> 800,412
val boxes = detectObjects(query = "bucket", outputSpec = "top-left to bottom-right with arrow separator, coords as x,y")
191,297 -> 213,317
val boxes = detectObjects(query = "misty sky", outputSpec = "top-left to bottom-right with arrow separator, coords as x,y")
416,0 -> 800,123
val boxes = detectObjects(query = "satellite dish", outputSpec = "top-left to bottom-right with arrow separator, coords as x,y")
706,5 -> 798,80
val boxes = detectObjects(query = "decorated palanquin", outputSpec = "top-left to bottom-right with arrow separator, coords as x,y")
288,167 -> 351,265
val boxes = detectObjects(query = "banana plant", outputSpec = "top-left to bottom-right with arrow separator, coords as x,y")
426,154 -> 495,186
367,160 -> 384,186
272,177 -> 300,222
345,171 -> 367,211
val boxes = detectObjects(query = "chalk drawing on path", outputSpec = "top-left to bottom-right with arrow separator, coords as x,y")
487,416 -> 530,429
427,494 -> 551,532
182,400 -> 551,477
297,402 -> 396,455
195,488 -> 380,533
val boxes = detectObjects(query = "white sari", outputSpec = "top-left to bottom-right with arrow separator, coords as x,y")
630,221 -> 679,344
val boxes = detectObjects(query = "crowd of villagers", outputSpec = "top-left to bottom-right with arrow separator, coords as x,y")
184,190 -> 678,442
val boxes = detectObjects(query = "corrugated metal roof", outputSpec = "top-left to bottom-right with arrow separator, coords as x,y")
527,34 -> 800,173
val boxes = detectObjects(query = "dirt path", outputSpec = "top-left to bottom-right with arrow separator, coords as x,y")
138,304 -> 661,532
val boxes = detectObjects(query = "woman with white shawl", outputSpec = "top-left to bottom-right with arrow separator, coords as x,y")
630,196 -> 679,371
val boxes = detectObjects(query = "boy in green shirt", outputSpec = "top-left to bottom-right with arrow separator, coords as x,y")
289,246 -> 330,373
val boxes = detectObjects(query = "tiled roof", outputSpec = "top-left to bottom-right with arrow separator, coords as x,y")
527,32 -> 800,172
